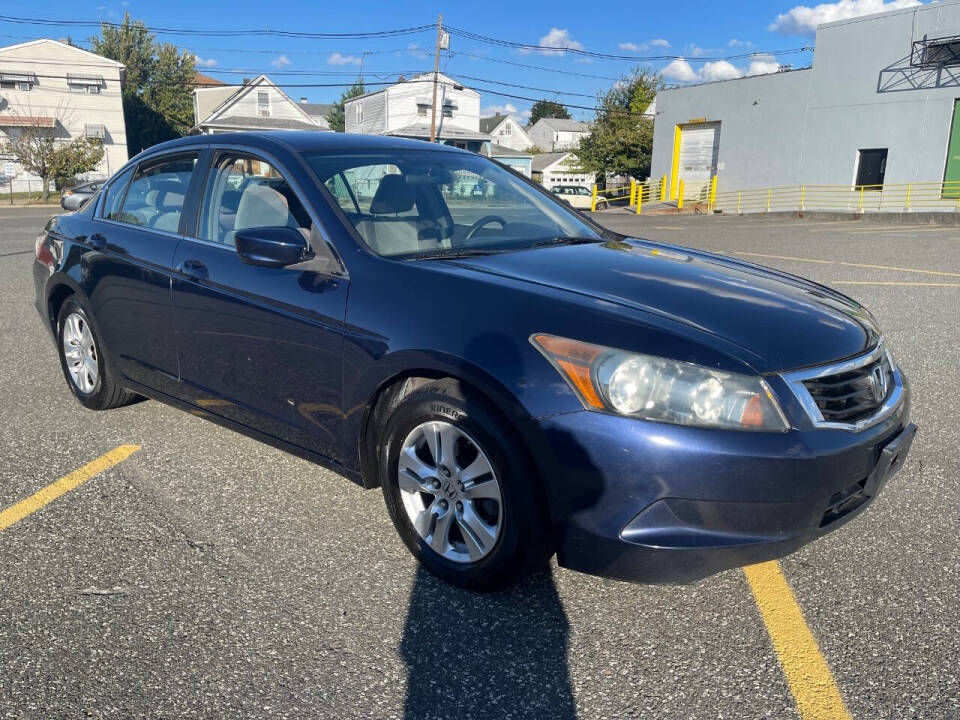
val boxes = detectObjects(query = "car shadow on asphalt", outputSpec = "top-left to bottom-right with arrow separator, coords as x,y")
400,565 -> 575,720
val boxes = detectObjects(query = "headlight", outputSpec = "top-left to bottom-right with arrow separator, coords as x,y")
531,334 -> 789,432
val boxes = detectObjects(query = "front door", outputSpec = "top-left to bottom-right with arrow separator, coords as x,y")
170,152 -> 348,459
944,100 -> 960,198
86,152 -> 201,395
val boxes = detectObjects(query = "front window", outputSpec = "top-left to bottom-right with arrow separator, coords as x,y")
257,91 -> 270,118
303,149 -> 604,258
198,154 -> 312,245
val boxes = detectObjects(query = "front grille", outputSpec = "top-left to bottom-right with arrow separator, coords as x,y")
801,353 -> 893,424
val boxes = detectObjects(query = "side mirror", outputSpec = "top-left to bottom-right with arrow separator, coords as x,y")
234,226 -> 311,268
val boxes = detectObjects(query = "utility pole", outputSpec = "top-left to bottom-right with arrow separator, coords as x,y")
429,14 -> 443,143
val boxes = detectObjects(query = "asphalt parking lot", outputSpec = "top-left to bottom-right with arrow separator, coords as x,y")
1,206 -> 957,719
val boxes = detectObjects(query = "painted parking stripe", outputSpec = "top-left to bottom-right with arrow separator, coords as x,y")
733,251 -> 960,278
834,281 -> 960,287
744,562 -> 853,720
0,445 -> 140,532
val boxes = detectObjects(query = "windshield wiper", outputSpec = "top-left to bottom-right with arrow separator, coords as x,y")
406,248 -> 507,261
528,236 -> 603,248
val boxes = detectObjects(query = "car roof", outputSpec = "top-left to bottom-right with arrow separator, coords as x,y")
138,131 -> 466,161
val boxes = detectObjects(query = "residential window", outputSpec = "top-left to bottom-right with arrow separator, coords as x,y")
356,103 -> 363,124
257,91 -> 270,118
85,123 -> 106,140
504,124 -> 511,136
442,99 -> 457,119
417,103 -> 430,117
0,72 -> 35,91
67,74 -> 104,94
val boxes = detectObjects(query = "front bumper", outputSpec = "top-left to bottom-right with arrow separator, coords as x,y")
525,382 -> 913,584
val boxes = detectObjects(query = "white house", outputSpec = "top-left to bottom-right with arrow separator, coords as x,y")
0,38 -> 128,192
344,73 -> 490,152
479,114 -> 532,152
527,118 -> 593,152
531,151 -> 595,190
193,75 -> 330,134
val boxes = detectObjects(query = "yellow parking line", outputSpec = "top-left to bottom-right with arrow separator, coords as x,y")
835,281 -> 960,287
734,251 -> 960,278
0,445 -> 140,532
744,562 -> 853,720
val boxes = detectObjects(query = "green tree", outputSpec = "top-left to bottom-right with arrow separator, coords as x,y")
89,13 -> 196,153
575,67 -> 662,182
528,99 -> 571,126
2,127 -> 104,201
326,79 -> 366,133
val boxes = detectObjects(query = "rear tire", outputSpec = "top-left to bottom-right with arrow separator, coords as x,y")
56,296 -> 136,411
380,378 -> 552,591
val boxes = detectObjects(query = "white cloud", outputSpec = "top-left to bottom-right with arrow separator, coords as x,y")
192,54 -> 217,68
527,27 -> 585,56
405,42 -> 430,59
769,0 -> 922,35
700,60 -> 743,81
746,54 -> 782,75
481,103 -> 531,122
728,38 -> 753,47
619,38 -> 671,52
271,55 -> 291,68
327,52 -> 362,66
662,58 -> 699,83
663,54 -> 782,84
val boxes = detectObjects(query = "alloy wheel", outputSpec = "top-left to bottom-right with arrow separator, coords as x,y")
397,420 -> 503,563
62,312 -> 99,394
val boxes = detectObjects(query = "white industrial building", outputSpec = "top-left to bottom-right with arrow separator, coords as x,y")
651,0 -> 960,202
0,39 -> 128,192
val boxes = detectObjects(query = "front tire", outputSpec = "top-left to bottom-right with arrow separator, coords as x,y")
380,379 -> 552,591
56,296 -> 135,410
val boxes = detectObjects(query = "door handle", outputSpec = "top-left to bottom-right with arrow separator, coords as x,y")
177,259 -> 208,281
89,233 -> 106,251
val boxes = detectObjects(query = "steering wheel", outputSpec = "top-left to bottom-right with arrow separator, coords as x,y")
463,215 -> 507,242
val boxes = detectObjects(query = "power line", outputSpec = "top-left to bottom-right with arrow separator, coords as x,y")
0,14 -> 434,39
446,25 -> 813,63
449,51 -> 620,81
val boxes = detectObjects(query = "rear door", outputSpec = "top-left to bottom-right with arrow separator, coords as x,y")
170,150 -> 349,459
85,151 -> 202,395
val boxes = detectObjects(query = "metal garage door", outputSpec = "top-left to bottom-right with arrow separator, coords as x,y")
678,123 -> 720,189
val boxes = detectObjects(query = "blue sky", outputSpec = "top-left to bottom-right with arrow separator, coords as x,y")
0,0 -> 925,120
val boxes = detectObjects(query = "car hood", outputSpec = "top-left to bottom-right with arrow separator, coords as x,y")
450,239 -> 880,373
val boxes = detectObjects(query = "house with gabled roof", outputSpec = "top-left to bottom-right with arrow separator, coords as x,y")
344,72 -> 490,152
0,38 -> 128,191
192,74 -> 330,134
479,114 -> 533,152
527,117 -> 593,152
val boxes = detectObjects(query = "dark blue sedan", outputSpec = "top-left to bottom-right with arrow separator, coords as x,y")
33,132 -> 916,590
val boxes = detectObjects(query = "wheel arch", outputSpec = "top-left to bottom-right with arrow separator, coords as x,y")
45,276 -> 86,333
355,354 -> 534,490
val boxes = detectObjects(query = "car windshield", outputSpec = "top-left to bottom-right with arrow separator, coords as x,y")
302,149 -> 604,258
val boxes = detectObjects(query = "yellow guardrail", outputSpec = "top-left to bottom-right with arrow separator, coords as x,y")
590,177 -> 664,213
713,181 -> 960,214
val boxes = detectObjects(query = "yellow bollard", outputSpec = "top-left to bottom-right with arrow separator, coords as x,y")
905,183 -> 912,212
737,191 -> 742,214
636,186 -> 643,215
708,175 -> 718,211
858,185 -> 865,212
660,175 -> 667,201
629,179 -> 637,206
590,184 -> 598,212
766,188 -> 772,212
677,180 -> 685,211
800,185 -> 806,212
